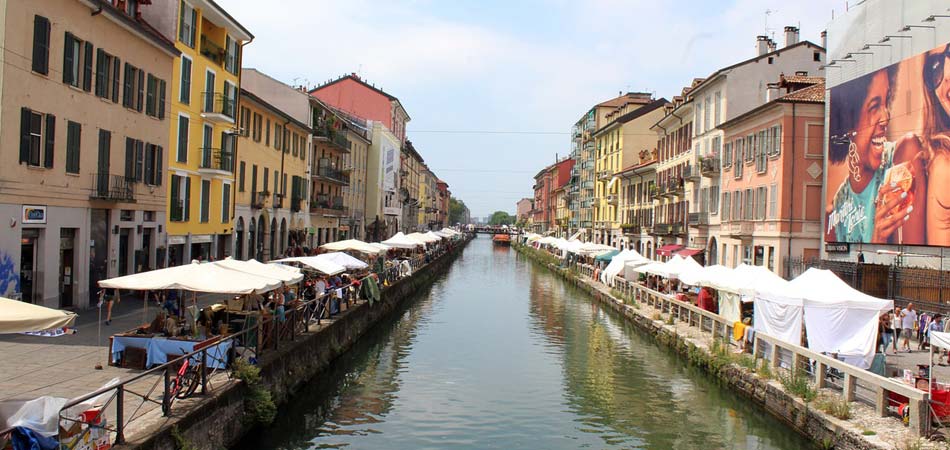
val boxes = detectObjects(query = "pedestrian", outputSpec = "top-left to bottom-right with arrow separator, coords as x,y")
919,311 -> 932,351
892,307 -> 903,352
901,303 -> 918,352
930,315 -> 944,363
880,312 -> 894,354
99,288 -> 116,326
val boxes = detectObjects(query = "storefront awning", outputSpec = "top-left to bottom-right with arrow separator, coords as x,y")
676,247 -> 704,257
656,244 -> 683,256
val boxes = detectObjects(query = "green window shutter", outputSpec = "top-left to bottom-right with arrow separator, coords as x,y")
184,176 -> 191,221
43,114 -> 55,168
135,140 -> 144,182
155,146 -> 163,186
63,33 -> 74,84
158,80 -> 166,120
82,42 -> 93,91
125,137 -> 135,178
112,56 -> 120,103
32,16 -> 50,75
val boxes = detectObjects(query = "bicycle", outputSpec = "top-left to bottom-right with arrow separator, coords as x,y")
163,356 -> 201,414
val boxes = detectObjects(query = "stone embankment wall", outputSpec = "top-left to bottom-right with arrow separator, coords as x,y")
514,243 -> 892,450
120,237 -> 472,450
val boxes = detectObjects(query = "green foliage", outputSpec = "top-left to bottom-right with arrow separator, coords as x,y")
171,425 -> 197,450
861,429 -> 876,436
488,210 -> 514,225
233,358 -> 277,425
665,314 -> 675,326
779,367 -> 817,403
735,353 -> 757,371
652,312 -> 662,321
449,197 -> 468,224
758,359 -> 773,379
819,437 -> 835,450
815,395 -> 852,420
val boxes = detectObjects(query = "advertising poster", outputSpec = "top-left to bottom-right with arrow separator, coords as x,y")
825,41 -> 950,247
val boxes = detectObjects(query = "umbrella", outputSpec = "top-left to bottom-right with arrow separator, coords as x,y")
0,297 -> 77,334
316,252 -> 369,270
320,239 -> 382,255
272,256 -> 345,275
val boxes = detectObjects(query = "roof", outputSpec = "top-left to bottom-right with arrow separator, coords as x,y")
197,0 -> 254,41
617,160 -> 657,176
311,74 -> 398,101
687,40 -> 825,97
239,88 -> 310,132
595,98 -> 670,136
596,92 -> 654,108
718,78 -> 825,130
92,0 -> 180,57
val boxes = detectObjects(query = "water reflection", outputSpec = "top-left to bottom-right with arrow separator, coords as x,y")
235,239 -> 812,450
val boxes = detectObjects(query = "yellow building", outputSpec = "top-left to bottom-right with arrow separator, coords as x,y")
232,83 -> 310,261
592,98 -> 668,247
417,166 -> 429,230
339,113 -> 370,240
144,1 -> 253,264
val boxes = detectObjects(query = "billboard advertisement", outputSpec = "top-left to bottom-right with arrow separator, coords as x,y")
825,41 -> 950,247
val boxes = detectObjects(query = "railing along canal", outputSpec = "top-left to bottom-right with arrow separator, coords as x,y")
554,255 -> 931,436
55,240 -> 462,448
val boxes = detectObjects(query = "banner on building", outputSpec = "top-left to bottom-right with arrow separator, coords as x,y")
825,40 -> 950,247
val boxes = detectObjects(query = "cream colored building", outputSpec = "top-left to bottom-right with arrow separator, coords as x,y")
0,0 -> 178,307
339,113 -> 370,240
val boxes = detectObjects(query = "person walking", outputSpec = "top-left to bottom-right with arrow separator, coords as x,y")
892,307 -> 903,352
919,311 -> 932,351
901,303 -> 918,352
880,312 -> 894,354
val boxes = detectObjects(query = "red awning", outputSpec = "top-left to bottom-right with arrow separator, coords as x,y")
656,244 -> 683,256
676,248 -> 704,257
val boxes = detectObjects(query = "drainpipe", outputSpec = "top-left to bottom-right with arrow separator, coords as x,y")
786,103 -> 797,278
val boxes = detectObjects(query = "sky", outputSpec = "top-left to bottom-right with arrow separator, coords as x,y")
227,0 -> 845,219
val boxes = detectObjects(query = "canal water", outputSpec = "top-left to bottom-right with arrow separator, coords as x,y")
236,237 -> 813,449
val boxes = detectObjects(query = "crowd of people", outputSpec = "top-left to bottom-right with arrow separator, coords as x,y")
880,303 -> 949,364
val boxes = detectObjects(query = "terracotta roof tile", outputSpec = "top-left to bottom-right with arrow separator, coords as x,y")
778,81 -> 825,103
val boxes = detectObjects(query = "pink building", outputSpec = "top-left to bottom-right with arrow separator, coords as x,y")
516,198 -> 534,223
715,75 -> 825,277
309,74 -> 410,143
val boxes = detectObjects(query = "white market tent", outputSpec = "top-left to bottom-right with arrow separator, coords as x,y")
793,268 -> 893,369
368,243 -> 391,252
423,231 -> 444,242
638,255 -> 703,279
433,231 -> 453,238
316,252 -> 369,270
601,249 -> 651,286
99,261 -> 292,294
382,232 -> 423,249
440,227 -> 462,236
271,256 -> 346,275
406,232 -> 435,245
218,258 -> 304,284
320,239 -> 382,255
0,297 -> 77,334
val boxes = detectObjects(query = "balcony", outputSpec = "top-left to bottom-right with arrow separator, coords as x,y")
272,193 -> 283,209
581,181 -> 594,190
684,164 -> 700,181
200,34 -> 225,65
198,148 -> 233,174
598,171 -> 613,180
90,173 -> 134,202
728,221 -> 755,237
654,223 -> 671,235
291,196 -> 304,213
310,195 -> 348,217
650,185 -> 661,200
312,164 -> 351,185
606,194 -> 618,204
621,223 -> 641,235
201,92 -> 235,124
672,223 -> 685,235
662,178 -> 684,197
701,157 -> 720,177
688,212 -> 709,226
251,191 -> 268,210
313,125 -> 350,152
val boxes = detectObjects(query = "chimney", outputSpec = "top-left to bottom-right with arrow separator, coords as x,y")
820,30 -> 827,49
756,35 -> 770,56
784,26 -> 800,47
768,38 -> 777,53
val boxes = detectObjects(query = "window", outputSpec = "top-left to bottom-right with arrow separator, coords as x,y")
32,15 -> 51,75
240,107 -> 250,137
170,174 -> 190,221
767,56 -> 774,64
63,33 -> 84,87
722,191 -> 731,220
136,69 -> 144,112
179,56 -> 192,104
769,183 -> 777,219
19,108 -> 54,168
283,128 -> 290,153
710,184 -> 719,214
203,70 -> 215,112
199,179 -> 210,223
239,161 -> 246,192
145,74 -> 166,118
125,138 -> 144,181
744,188 -> 754,220
252,113 -> 262,142
225,35 -> 239,75
756,186 -> 767,220
714,92 -> 722,126
122,64 -> 141,109
813,51 -> 821,62
125,0 -> 139,17
770,125 -> 782,156
176,115 -> 188,163
299,135 -> 306,160
733,190 -> 741,221
66,121 -> 81,174
221,183 -> 231,223
723,142 -> 732,167
222,81 -> 236,118
711,136 -> 721,158
263,168 -> 269,194
755,130 -> 768,173
179,1 -> 196,48
94,49 -> 120,102
734,151 -> 743,179
704,96 -> 711,131
144,144 -> 162,186
274,123 -> 282,150
292,132 -> 298,157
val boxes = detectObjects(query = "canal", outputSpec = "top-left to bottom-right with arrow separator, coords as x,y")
236,237 -> 813,449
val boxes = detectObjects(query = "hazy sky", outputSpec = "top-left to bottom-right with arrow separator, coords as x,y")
228,0 -> 843,219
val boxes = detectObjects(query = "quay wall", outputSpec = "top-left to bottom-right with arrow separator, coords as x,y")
119,236 -> 472,450
513,243 -> 887,450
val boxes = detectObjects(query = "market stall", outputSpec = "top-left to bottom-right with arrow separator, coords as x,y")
319,239 -> 383,255
601,249 -> 650,286
0,296 -> 77,334
382,232 -> 424,249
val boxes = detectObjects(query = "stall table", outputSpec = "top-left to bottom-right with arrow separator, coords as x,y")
109,334 -> 232,369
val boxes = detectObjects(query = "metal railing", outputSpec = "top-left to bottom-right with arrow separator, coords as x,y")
313,165 -> 350,184
251,191 -> 268,210
701,157 -> 720,176
199,35 -> 225,65
199,148 -> 233,172
565,256 -> 931,437
201,92 -> 235,119
688,212 -> 708,226
55,237 -> 469,447
90,173 -> 134,202
314,126 -> 350,151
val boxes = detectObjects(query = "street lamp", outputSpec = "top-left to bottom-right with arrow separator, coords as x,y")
880,35 -> 913,43
900,25 -> 936,32
924,15 -> 950,22
863,43 -> 892,49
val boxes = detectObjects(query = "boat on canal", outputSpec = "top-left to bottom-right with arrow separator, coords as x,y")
492,233 -> 511,246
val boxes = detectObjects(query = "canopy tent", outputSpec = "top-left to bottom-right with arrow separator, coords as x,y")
440,227 -> 462,236
271,256 -> 346,275
656,244 -> 684,257
368,243 -> 391,252
676,247 -> 704,257
217,258 -> 304,284
638,255 -> 703,279
382,232 -> 423,249
525,233 -> 542,242
752,287 -> 805,350
433,231 -> 453,238
406,232 -> 435,245
594,249 -> 620,262
320,239 -> 382,255
573,242 -> 616,256
600,249 -> 651,286
792,268 -> 893,369
423,231 -> 444,242
316,252 -> 369,270
99,261 -> 292,294
0,297 -> 77,334
677,264 -> 734,287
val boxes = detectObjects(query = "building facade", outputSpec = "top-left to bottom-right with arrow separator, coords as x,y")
142,0 -> 252,265
339,112 -> 370,240
516,198 -> 534,224
651,88 -> 696,258
309,100 -> 351,246
717,76 -> 825,276
618,155 -> 658,258
0,0 -> 178,307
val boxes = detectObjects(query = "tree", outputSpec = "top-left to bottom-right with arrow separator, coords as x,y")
449,197 -> 467,224
488,211 -> 514,226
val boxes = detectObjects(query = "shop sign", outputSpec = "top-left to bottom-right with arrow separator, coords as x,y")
22,205 -> 47,224
826,243 -> 850,253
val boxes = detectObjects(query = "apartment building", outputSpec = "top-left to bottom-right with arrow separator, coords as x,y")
310,100 -> 351,245
592,98 -> 668,247
0,0 -> 178,307
142,0 -> 252,264
688,28 -> 824,262
400,140 -> 423,232
516,198 -> 534,224
437,180 -> 450,229
338,112 -> 370,240
618,152 -> 658,258
717,75 -> 824,276
651,86 -> 697,259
